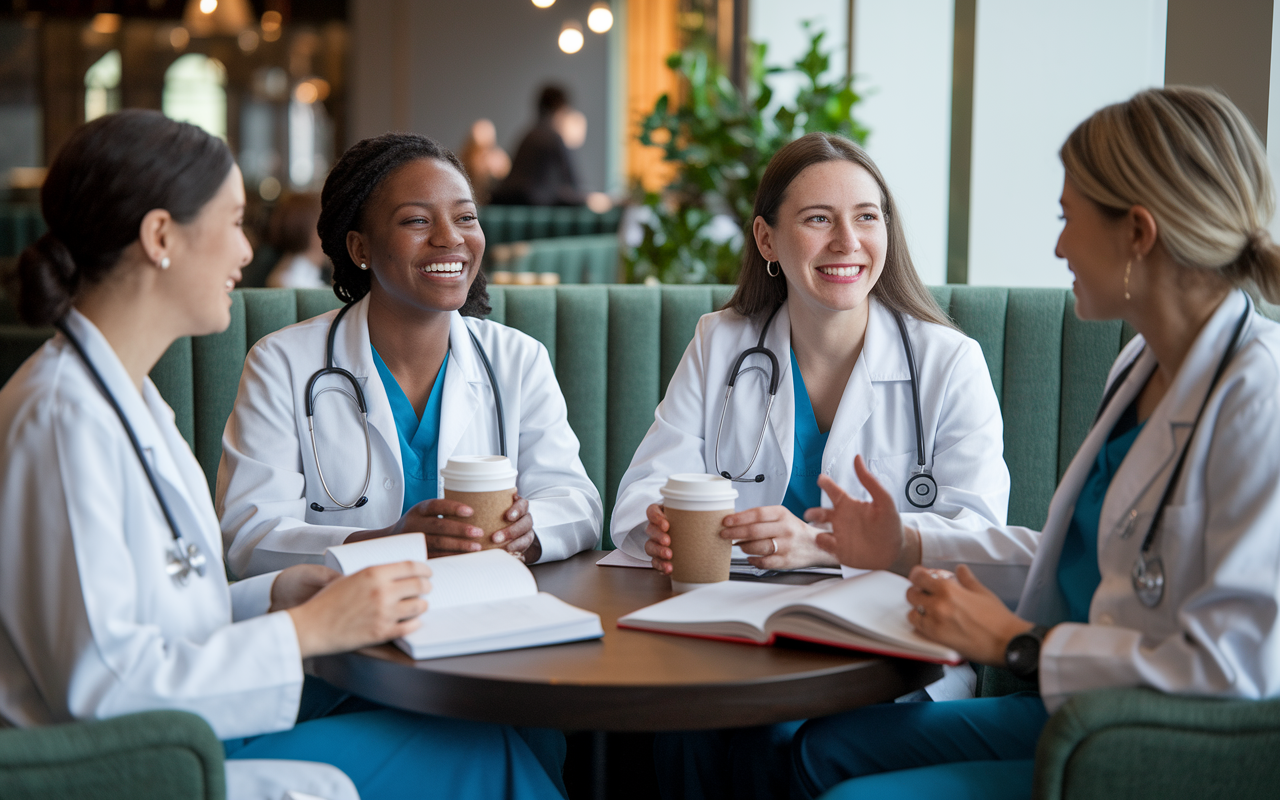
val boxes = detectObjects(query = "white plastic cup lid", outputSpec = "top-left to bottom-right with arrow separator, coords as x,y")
659,473 -> 739,504
440,455 -> 518,492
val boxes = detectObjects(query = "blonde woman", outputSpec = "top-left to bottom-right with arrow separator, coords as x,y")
791,87 -> 1280,799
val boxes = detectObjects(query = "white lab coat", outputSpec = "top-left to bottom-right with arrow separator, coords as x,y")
1014,290 -> 1280,713
217,295 -> 602,578
612,297 -> 1026,598
0,310 -> 357,800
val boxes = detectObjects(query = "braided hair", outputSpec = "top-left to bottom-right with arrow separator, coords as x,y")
318,132 -> 490,315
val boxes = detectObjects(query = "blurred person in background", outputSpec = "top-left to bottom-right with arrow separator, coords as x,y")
459,119 -> 511,206
266,192 -> 330,289
492,85 -> 586,207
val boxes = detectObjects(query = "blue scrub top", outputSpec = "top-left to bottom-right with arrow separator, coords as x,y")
371,345 -> 450,515
783,350 -> 831,520
1057,400 -> 1144,622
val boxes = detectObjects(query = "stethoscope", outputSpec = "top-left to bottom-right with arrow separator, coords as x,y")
305,302 -> 507,511
55,321 -> 208,586
713,304 -> 939,509
1092,296 -> 1252,609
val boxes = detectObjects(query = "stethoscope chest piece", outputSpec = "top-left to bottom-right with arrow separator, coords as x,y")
1131,554 -> 1165,608
905,470 -> 938,509
165,537 -> 208,586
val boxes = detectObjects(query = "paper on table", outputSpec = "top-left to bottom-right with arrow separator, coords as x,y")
324,533 -> 427,575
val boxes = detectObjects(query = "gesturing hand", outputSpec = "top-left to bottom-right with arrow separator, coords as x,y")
808,456 -> 919,574
905,564 -> 1033,666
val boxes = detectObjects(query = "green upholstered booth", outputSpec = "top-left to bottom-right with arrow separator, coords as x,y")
479,204 -> 622,244
0,205 -> 45,258
487,234 -> 621,283
3,284 -> 1280,799
0,710 -> 224,799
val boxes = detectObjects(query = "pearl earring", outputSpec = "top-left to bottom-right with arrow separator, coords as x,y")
358,262 -> 369,271
1123,260 -> 1131,300
160,256 -> 170,270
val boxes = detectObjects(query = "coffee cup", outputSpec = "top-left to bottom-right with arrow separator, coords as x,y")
441,455 -> 519,550
660,473 -> 739,592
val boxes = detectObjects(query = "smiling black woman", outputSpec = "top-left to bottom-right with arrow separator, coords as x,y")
216,131 -> 602,577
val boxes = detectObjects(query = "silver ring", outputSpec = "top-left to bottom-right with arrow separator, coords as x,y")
769,538 -> 778,556
914,605 -> 926,616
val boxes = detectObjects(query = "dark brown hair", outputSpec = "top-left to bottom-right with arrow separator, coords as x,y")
725,132 -> 954,329
319,132 -> 489,315
268,192 -> 322,254
13,110 -> 233,326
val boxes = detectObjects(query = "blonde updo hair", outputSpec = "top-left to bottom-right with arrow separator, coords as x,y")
1061,86 -> 1280,302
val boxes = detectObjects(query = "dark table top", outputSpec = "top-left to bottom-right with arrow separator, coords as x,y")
308,550 -> 942,731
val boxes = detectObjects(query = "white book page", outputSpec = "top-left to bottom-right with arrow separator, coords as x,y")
402,592 -> 599,652
324,533 -> 427,575
619,581 -> 811,633
777,571 -> 959,660
425,549 -> 537,610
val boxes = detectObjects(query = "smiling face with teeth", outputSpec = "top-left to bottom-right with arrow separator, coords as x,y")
345,157 -> 484,319
752,159 -> 888,319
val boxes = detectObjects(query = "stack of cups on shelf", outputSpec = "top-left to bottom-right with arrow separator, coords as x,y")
660,473 -> 739,593
441,455 -> 519,550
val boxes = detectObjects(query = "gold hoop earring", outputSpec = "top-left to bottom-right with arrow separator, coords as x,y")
1123,260 -> 1131,300
766,260 -> 780,278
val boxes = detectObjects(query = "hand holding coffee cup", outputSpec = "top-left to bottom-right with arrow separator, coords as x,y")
441,456 -> 536,557
650,474 -> 739,593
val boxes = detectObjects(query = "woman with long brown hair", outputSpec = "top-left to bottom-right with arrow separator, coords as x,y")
612,133 -> 1027,799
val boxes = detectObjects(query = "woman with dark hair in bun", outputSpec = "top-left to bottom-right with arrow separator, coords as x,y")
0,110 -> 568,799
217,132 -> 601,579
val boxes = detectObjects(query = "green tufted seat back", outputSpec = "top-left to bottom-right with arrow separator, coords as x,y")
0,285 -> 1149,546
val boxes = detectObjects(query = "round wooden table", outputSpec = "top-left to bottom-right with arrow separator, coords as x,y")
308,551 -> 942,731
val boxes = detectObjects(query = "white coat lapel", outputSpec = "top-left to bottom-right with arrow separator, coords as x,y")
821,299 -> 887,473
1099,290 -> 1251,541
332,296 -> 401,477
437,312 -> 484,466
61,311 -> 207,546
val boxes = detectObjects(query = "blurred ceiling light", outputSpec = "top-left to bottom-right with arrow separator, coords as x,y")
170,26 -> 190,49
182,0 -> 251,36
531,0 -> 555,7
259,176 -> 281,201
558,20 -> 583,54
262,26 -> 281,42
308,78 -> 331,101
261,10 -> 282,31
91,13 -> 121,34
294,81 -> 318,104
238,28 -> 259,51
587,3 -> 612,33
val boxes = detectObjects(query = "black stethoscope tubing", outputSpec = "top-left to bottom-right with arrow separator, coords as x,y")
55,320 -> 208,585
306,302 -> 507,512
713,303 -> 938,508
1091,297 -> 1252,608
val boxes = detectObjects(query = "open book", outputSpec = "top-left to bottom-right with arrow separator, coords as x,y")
617,570 -> 962,665
324,534 -> 603,660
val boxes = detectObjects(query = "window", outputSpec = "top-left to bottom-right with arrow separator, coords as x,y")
162,53 -> 227,140
84,49 -> 121,123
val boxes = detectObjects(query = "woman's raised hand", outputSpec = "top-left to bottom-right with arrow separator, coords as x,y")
722,506 -> 839,569
285,560 -> 432,659
808,455 -> 920,574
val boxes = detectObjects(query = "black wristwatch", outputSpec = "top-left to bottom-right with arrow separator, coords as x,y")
1004,624 -> 1051,679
